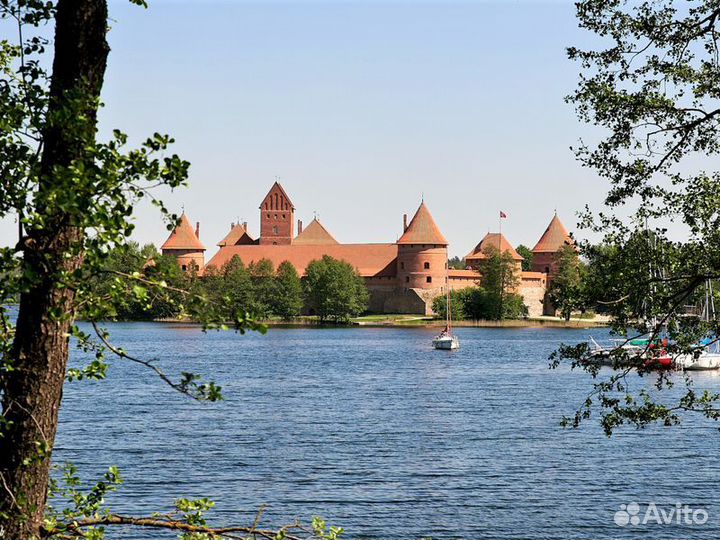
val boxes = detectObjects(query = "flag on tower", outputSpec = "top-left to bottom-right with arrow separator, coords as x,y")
500,211 -> 507,219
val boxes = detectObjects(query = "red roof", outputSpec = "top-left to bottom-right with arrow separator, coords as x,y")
294,218 -> 338,245
532,214 -> 574,253
217,223 -> 255,247
161,214 -> 205,251
465,233 -> 523,261
206,243 -> 398,277
397,202 -> 448,245
449,269 -> 480,278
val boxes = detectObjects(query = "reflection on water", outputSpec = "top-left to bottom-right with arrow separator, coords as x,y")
56,324 -> 720,539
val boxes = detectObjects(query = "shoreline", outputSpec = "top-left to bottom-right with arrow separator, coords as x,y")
149,316 -> 608,330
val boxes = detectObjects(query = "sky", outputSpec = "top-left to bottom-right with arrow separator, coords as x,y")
0,0 -> 611,259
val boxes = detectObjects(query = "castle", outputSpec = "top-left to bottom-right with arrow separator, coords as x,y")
160,182 -> 574,317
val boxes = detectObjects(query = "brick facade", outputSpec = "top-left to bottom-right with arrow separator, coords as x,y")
259,182 -> 294,245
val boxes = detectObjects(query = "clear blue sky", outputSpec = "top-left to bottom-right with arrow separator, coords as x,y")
2,0 -> 609,259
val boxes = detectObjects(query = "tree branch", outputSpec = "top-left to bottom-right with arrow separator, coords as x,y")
56,513 -> 307,540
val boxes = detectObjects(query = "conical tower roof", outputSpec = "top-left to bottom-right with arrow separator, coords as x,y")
161,213 -> 205,251
465,232 -> 523,261
217,223 -> 255,247
532,214 -> 573,253
294,218 -> 339,245
397,202 -> 448,245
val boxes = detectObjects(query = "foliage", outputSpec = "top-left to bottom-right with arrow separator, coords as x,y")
0,1 -> 270,538
447,256 -> 466,270
272,261 -> 303,320
431,289 -> 467,320
79,242 -> 185,321
190,257 -> 304,322
553,0 -> 720,434
515,244 -> 533,271
548,244 -> 585,320
432,286 -> 526,320
248,258 -> 276,319
42,462 -> 343,540
476,246 -> 526,320
304,255 -> 369,323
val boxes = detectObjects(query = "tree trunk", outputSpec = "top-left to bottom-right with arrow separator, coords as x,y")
0,2 -> 109,538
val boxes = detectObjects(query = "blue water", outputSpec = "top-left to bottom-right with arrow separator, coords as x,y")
55,324 -> 720,539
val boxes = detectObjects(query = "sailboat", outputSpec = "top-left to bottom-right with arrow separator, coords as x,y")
433,263 -> 459,350
676,280 -> 720,371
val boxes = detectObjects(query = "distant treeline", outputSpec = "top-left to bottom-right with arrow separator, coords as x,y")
81,242 -> 369,323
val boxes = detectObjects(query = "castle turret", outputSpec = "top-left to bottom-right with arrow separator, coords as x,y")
531,213 -> 574,276
161,213 -> 206,273
465,232 -> 524,275
396,202 -> 448,289
259,182 -> 294,245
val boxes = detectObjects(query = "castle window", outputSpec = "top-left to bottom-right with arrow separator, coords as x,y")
267,213 -> 270,219
426,276 -> 432,283
405,276 -> 409,283
181,265 -> 187,271
273,226 -> 279,235
424,262 -> 430,270
283,214 -> 286,219
274,214 -> 278,220
400,262 -> 404,269
545,266 -> 550,273
273,242 -> 277,245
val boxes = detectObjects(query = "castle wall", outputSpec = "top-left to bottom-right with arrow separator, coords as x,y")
519,272 -> 547,318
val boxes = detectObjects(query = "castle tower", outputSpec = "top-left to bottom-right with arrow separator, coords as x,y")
531,213 -> 574,276
161,213 -> 206,273
259,182 -> 294,245
396,202 -> 448,289
465,232 -> 524,275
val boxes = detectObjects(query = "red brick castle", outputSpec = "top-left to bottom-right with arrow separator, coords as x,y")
161,182 -> 574,316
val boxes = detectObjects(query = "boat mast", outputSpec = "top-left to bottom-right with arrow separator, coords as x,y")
446,255 -> 452,333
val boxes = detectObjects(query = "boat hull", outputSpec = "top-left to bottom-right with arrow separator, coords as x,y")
677,352 -> 720,371
433,336 -> 459,350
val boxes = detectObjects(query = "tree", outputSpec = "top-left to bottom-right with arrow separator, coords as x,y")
477,247 -> 526,320
431,288 -> 467,320
248,258 -> 276,319
221,255 -> 254,320
553,0 -> 720,434
447,256 -> 466,270
273,260 -> 303,319
0,2 -> 269,538
548,244 -> 585,321
81,243 -> 185,320
304,255 -> 369,323
516,244 -> 533,272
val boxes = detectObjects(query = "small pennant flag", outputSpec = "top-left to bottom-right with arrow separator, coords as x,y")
500,211 -> 508,219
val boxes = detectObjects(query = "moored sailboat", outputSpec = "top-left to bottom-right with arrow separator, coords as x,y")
675,281 -> 720,371
433,263 -> 459,350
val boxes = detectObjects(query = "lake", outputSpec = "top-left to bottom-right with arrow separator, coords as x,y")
56,324 -> 720,539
